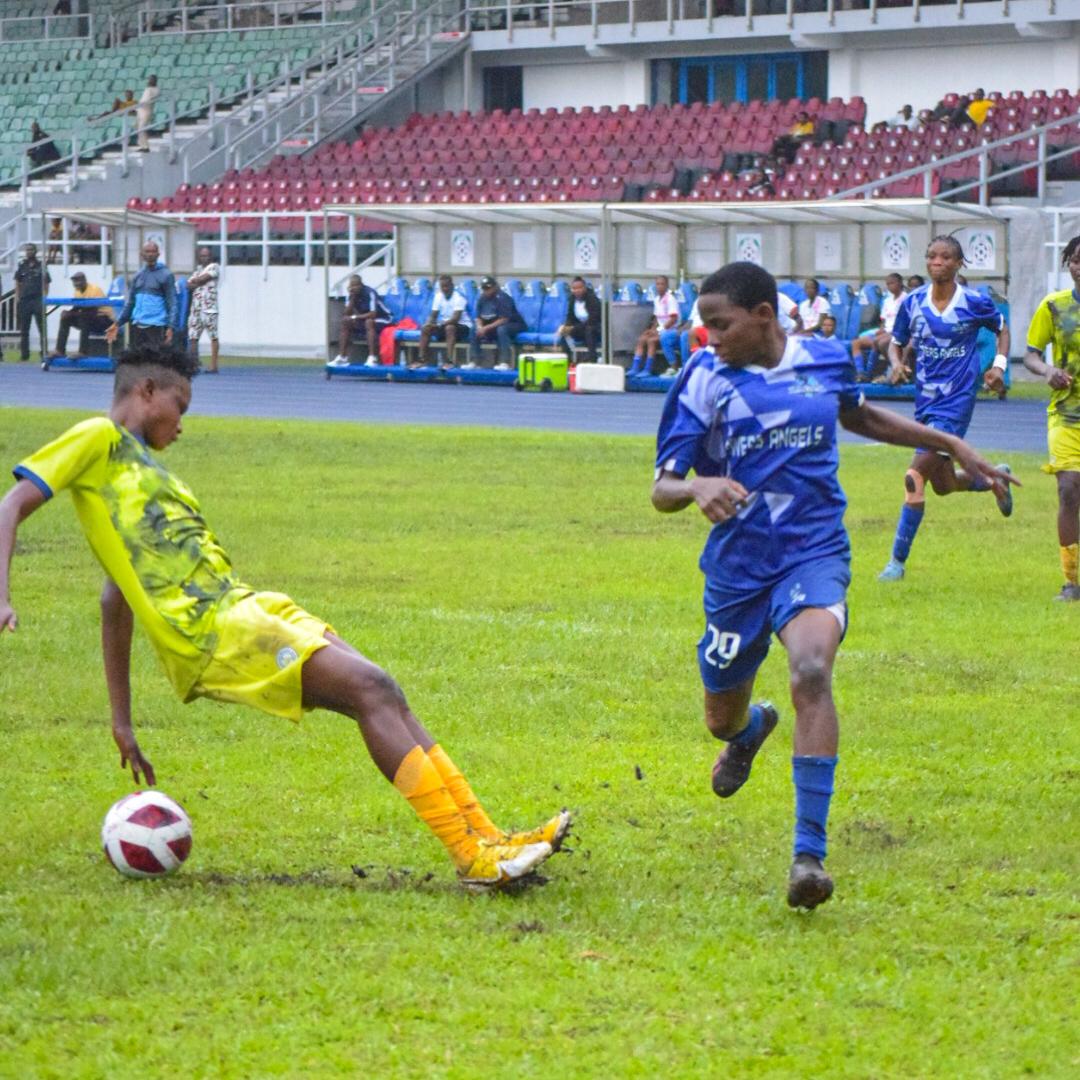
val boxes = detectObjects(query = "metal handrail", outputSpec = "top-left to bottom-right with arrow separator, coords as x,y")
824,109 -> 1080,205
181,1 -> 466,180
136,0 -> 361,37
2,5 -> 403,202
0,12 -> 93,42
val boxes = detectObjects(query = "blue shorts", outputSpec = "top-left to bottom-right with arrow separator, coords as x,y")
697,558 -> 850,694
915,387 -> 976,450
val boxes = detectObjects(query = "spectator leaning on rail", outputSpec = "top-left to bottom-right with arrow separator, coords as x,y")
557,276 -> 602,364
106,241 -> 177,350
472,276 -> 525,370
11,244 -> 50,363
54,271 -> 113,358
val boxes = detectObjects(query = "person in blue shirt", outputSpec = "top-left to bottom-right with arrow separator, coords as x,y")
652,261 -> 1014,909
106,241 -> 177,350
878,236 -> 1012,582
471,276 -> 525,370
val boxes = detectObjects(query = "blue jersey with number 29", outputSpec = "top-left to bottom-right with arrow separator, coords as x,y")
655,336 -> 864,590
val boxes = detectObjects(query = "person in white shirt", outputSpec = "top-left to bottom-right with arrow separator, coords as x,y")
777,290 -> 803,335
797,278 -> 832,335
887,104 -> 920,131
629,275 -> 681,376
136,75 -> 159,152
418,274 -> 472,367
851,272 -> 907,380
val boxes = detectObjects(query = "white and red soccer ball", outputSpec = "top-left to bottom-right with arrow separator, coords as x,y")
101,791 -> 193,878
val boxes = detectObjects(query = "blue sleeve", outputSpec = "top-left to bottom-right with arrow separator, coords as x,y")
654,358 -> 715,477
375,292 -> 390,320
164,272 -> 178,328
116,282 -> 135,326
890,295 -> 913,347
967,290 -> 1005,333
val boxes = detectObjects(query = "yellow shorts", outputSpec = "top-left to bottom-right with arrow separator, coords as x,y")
189,592 -> 333,722
1044,424 -> 1080,475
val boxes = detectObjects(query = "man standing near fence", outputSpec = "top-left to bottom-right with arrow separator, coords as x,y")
12,244 -> 50,363
136,75 -> 159,152
186,247 -> 221,374
106,241 -> 176,350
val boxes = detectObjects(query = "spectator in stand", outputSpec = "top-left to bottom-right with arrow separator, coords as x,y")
816,313 -> 839,340
136,75 -> 160,152
330,274 -> 390,367
948,96 -> 973,128
89,89 -> 137,123
773,111 -> 816,162
851,272 -> 906,382
557,276 -> 602,364
797,278 -> 832,335
106,240 -> 176,349
966,89 -> 993,127
27,122 -> 61,170
629,275 -> 680,377
46,217 -> 63,264
186,247 -> 222,374
53,271 -> 113,358
417,274 -> 471,368
888,104 -> 920,131
472,276 -> 525,370
746,168 -> 775,198
12,244 -> 50,363
777,290 -> 802,335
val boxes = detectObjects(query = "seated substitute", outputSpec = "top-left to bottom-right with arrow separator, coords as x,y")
796,278 -> 832,336
54,272 -> 114,357
472,277 -> 525,370
558,276 -> 602,364
331,275 -> 390,367
0,347 -> 571,892
629,275 -> 680,377
417,274 -> 472,368
851,273 -> 906,382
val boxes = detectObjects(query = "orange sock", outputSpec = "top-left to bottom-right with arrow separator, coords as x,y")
428,744 -> 500,840
392,746 -> 478,870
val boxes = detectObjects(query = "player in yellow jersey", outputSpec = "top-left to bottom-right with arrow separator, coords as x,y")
0,346 -> 570,890
1024,236 -> 1080,602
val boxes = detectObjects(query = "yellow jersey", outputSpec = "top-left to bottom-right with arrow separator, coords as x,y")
74,282 -> 114,319
1026,287 -> 1080,428
14,418 -> 250,698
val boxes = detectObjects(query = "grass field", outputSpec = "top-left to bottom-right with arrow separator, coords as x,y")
0,405 -> 1076,1079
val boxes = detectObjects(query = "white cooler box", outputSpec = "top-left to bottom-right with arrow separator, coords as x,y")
573,363 -> 625,393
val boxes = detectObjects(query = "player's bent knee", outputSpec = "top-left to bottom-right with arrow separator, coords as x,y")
789,654 -> 833,703
904,468 -> 926,505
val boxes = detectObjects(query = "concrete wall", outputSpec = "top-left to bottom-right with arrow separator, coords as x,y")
829,34 -> 1080,127
522,59 -> 649,112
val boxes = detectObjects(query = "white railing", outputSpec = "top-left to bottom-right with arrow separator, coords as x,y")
465,0 -> 1042,37
181,0 -> 467,181
825,110 -> 1080,207
136,0 -> 365,36
1,211 -> 393,283
0,12 -> 93,41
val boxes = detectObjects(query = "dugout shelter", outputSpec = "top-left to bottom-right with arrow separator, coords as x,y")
322,198 -> 1015,380
40,208 -> 197,372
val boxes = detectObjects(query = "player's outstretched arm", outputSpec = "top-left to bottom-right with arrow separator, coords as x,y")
839,402 -> 1019,495
101,577 -> 155,786
983,324 -> 1012,393
0,479 -> 47,633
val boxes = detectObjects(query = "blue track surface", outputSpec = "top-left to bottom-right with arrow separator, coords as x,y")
0,361 -> 1047,452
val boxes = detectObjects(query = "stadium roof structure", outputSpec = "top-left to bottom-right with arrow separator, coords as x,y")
322,198 -> 1000,229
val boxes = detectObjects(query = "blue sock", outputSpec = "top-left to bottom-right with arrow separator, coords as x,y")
890,503 -> 924,563
792,755 -> 837,861
968,473 -> 991,492
629,354 -> 643,374
726,704 -> 764,747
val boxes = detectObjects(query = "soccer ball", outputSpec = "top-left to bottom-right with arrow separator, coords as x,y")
101,791 -> 193,879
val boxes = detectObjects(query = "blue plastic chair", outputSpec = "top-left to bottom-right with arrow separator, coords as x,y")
529,280 -> 569,347
512,279 -> 546,345
675,281 -> 698,323
778,280 -> 805,304
826,283 -> 856,341
856,283 -> 883,335
619,281 -> 644,303
380,276 -> 409,323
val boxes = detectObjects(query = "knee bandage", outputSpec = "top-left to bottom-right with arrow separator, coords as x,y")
904,468 -> 926,506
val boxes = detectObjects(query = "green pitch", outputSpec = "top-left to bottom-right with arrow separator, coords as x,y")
0,407 -> 1074,1078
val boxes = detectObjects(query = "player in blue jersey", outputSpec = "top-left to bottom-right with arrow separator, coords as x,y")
878,236 -> 1013,581
652,262 -> 1014,909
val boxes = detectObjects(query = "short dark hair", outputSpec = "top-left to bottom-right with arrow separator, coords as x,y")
927,234 -> 965,264
571,276 -> 587,286
885,272 -> 903,283
114,346 -> 199,398
1061,236 -> 1080,266
699,262 -> 777,315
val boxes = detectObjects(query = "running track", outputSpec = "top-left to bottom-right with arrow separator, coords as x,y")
0,363 -> 1048,453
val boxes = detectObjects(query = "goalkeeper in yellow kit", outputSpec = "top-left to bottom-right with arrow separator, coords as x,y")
1024,235 -> 1080,602
0,346 -> 569,890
